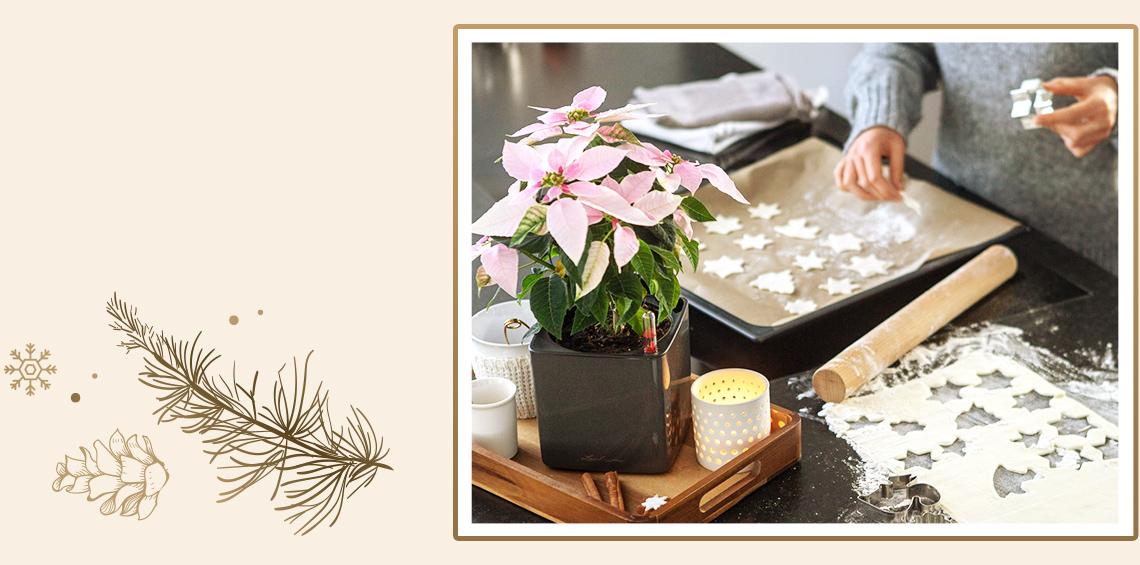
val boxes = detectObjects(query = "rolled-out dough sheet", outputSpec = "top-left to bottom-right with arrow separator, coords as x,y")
821,352 -> 1118,523
679,138 -> 1020,326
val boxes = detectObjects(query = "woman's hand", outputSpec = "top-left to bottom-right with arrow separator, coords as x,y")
834,126 -> 905,201
1034,75 -> 1118,158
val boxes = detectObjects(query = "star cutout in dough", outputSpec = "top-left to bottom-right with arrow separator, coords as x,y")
820,277 -> 860,296
845,254 -> 893,277
702,255 -> 744,278
784,298 -> 817,315
773,218 -> 819,240
747,202 -> 782,220
703,215 -> 743,235
733,232 -> 772,251
748,270 -> 795,294
641,494 -> 669,512
792,251 -> 826,271
822,232 -> 864,254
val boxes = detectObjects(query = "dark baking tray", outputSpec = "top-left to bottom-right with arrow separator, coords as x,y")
643,120 -> 1029,377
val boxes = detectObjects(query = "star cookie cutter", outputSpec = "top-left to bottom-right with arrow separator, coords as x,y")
1010,78 -> 1054,129
857,474 -> 950,523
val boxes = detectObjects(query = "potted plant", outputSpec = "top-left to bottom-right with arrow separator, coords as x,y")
471,86 -> 748,473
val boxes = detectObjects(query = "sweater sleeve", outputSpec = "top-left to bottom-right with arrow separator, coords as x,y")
844,43 -> 941,150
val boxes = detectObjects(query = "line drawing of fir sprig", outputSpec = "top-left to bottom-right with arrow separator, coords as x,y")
106,294 -> 391,535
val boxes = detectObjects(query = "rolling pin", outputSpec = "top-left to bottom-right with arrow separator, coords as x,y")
812,244 -> 1018,403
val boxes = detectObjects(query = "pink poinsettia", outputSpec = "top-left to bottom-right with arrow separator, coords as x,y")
471,238 -> 519,297
501,137 -> 626,202
624,142 -> 748,204
510,85 -> 659,141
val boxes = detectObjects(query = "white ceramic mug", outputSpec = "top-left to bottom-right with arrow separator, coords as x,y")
471,300 -> 537,419
691,368 -> 772,471
472,377 -> 518,459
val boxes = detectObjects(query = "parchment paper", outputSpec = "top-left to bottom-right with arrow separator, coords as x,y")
679,138 -> 1021,327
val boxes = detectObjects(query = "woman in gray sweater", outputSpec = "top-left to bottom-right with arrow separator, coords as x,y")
835,43 -> 1119,273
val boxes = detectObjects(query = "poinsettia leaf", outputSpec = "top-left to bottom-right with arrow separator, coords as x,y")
575,241 -> 610,300
570,306 -> 597,335
518,272 -> 543,299
607,268 -> 645,302
657,275 -> 680,320
589,289 -> 610,324
677,235 -> 700,271
627,306 -> 647,336
650,245 -> 681,272
680,196 -> 716,222
630,241 -> 656,280
616,297 -> 642,328
511,204 -> 548,246
529,276 -> 568,341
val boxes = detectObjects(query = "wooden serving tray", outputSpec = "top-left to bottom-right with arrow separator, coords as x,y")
472,405 -> 801,523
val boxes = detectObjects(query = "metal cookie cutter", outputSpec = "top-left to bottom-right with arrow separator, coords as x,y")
1010,78 -> 1054,129
858,474 -> 950,523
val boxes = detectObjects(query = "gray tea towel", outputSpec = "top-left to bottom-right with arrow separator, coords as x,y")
632,71 -> 817,128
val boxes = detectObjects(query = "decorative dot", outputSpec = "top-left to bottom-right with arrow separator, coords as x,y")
91,373 -> 98,379
70,393 -> 81,403
257,309 -> 264,316
229,315 -> 240,325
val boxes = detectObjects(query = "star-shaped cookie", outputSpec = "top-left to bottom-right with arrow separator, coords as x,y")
747,202 -> 782,220
822,232 -> 864,254
792,251 -> 826,271
820,277 -> 860,296
702,255 -> 745,278
748,270 -> 795,294
703,215 -> 743,235
773,218 -> 820,240
733,232 -> 773,251
845,254 -> 893,277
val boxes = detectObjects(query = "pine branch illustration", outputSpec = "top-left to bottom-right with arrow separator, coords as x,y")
106,294 -> 391,535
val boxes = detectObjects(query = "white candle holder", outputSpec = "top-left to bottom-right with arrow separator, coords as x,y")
471,377 -> 518,459
471,300 -> 537,419
691,369 -> 772,471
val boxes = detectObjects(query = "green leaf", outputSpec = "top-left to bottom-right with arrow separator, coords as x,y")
680,197 -> 716,222
575,241 -> 610,300
510,205 -> 548,246
630,241 -> 656,280
518,272 -> 543,298
616,298 -> 641,328
607,268 -> 645,302
571,306 -> 597,335
657,275 -> 680,320
651,245 -> 681,272
627,307 -> 648,335
589,289 -> 610,324
529,277 -> 568,341
677,236 -> 700,271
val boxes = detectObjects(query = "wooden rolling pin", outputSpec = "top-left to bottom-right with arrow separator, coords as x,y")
812,244 -> 1018,403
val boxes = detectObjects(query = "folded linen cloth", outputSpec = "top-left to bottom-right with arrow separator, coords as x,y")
631,71 -> 820,128
624,71 -> 825,154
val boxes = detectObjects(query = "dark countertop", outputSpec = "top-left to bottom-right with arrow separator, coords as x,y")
468,42 -> 1119,524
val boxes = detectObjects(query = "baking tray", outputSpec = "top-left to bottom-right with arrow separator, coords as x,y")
643,126 -> 1028,375
472,405 -> 801,523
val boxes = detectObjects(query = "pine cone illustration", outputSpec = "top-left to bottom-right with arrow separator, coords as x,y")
52,430 -> 169,520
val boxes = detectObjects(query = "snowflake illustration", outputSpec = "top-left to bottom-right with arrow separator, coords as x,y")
5,343 -> 56,395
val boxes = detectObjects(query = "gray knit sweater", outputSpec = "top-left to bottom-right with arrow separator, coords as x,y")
845,43 -> 1118,274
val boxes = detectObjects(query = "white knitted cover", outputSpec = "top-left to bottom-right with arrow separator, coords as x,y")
472,356 -> 536,419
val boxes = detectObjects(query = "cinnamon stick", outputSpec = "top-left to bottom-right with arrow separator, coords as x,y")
580,473 -> 602,501
604,471 -> 624,511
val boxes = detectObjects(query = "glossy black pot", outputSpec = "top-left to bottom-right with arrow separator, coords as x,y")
529,299 -> 691,473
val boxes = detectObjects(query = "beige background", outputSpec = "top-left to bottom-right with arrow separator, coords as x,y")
1,0 -> 1135,563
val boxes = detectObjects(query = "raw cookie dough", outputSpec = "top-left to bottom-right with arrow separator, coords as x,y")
793,251 -> 827,272
822,232 -> 864,254
784,298 -> 817,315
733,233 -> 773,251
845,254 -> 893,277
702,255 -> 745,278
773,218 -> 820,240
703,215 -> 743,235
820,277 -> 859,296
747,202 -> 782,220
821,351 -> 1119,523
748,270 -> 795,294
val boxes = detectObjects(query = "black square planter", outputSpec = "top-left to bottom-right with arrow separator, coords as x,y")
529,299 -> 691,474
